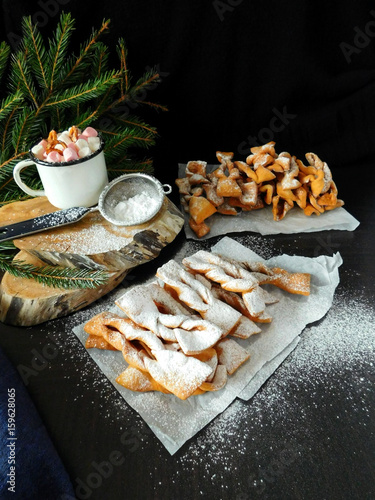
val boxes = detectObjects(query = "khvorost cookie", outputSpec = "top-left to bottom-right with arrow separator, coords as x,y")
84,250 -> 311,400
176,142 -> 344,237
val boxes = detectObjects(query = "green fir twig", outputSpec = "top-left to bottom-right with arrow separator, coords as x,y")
0,241 -> 109,289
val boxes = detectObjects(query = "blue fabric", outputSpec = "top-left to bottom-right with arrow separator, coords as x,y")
0,346 -> 75,500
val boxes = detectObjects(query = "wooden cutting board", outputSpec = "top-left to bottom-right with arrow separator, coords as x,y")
0,196 -> 184,326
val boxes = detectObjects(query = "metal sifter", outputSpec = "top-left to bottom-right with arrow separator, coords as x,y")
0,173 -> 172,243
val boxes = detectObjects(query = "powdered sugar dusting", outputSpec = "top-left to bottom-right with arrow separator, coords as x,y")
288,288 -> 375,371
235,234 -> 279,260
173,235 -> 278,263
42,224 -> 132,254
171,287 -> 374,474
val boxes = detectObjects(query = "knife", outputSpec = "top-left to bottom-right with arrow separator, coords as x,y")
0,206 -> 96,243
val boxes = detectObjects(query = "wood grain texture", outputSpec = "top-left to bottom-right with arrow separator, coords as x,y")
0,251 -> 128,326
0,196 -> 184,271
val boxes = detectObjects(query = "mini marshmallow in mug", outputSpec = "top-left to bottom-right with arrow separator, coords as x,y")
30,126 -> 101,163
78,146 -> 91,158
14,130 -> 108,209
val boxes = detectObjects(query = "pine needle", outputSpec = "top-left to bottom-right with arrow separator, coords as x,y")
47,12 -> 75,90
22,17 -> 49,89
0,241 -> 109,290
46,71 -> 120,109
63,18 -> 110,84
0,91 -> 23,121
0,41 -> 10,83
0,257 -> 109,290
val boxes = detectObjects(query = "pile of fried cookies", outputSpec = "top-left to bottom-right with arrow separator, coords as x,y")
84,250 -> 310,400
175,142 -> 344,238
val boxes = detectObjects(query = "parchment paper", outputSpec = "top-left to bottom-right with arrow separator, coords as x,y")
178,164 -> 360,239
73,237 -> 342,454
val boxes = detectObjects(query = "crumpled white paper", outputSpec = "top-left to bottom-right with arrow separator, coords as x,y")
178,164 -> 360,239
73,237 -> 342,455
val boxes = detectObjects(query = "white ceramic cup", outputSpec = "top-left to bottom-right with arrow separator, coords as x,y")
13,138 -> 108,209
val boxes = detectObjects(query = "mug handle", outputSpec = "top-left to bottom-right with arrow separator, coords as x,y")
13,160 -> 45,197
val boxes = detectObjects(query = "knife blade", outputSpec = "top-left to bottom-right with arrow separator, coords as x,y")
0,206 -> 94,243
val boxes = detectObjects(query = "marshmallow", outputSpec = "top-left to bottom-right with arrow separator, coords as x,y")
47,151 -> 62,163
58,132 -> 72,144
76,138 -> 89,150
82,126 -> 98,138
63,147 -> 79,162
67,142 -> 79,153
31,144 -> 45,160
78,146 -> 91,158
87,136 -> 101,152
40,126 -> 99,163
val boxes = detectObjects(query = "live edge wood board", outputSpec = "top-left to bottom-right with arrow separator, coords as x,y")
0,196 -> 184,326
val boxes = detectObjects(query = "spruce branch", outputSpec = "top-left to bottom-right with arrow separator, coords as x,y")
0,42 -> 10,83
11,55 -> 39,108
0,91 -> 23,121
1,105 -> 21,156
62,18 -> 110,85
117,38 -> 129,95
0,163 -> 15,185
0,241 -> 109,290
91,42 -> 110,79
108,114 -> 158,136
0,240 -> 17,255
0,166 -> 42,203
22,17 -> 49,90
47,12 -> 75,90
0,258 -> 109,290
0,153 -> 28,176
105,126 -> 155,148
133,100 -> 168,112
132,71 -> 162,96
107,157 -> 153,178
45,71 -> 121,109
11,108 -> 38,154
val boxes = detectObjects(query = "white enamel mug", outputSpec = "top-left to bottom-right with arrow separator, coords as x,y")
13,137 -> 108,209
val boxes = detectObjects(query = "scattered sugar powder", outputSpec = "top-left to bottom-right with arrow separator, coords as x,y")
170,287 -> 374,476
42,223 -> 132,254
173,235 -> 278,263
288,288 -> 375,372
235,234 -> 278,260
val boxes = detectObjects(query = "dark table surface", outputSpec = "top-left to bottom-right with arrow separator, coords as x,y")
0,157 -> 374,500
